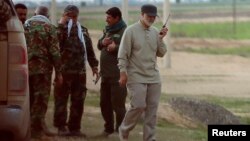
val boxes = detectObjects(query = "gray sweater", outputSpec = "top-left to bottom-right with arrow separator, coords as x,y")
118,21 -> 167,84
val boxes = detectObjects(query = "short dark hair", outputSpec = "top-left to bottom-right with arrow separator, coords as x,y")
14,3 -> 27,10
35,6 -> 49,17
106,7 -> 122,19
64,4 -> 79,14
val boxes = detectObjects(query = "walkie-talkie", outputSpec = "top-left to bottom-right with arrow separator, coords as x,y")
160,14 -> 170,35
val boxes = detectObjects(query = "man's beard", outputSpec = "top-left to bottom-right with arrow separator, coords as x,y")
144,19 -> 154,27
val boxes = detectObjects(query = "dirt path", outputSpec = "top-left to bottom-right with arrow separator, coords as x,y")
160,52 -> 250,98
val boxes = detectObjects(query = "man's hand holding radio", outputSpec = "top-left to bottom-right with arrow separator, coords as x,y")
159,28 -> 168,40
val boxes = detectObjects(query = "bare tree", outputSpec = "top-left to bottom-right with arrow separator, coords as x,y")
232,0 -> 236,36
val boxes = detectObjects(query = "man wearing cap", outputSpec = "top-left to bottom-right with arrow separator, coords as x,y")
24,5 -> 63,139
53,4 -> 99,137
118,4 -> 168,141
97,7 -> 127,137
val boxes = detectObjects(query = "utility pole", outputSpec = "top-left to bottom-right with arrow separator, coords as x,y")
122,0 -> 128,25
232,0 -> 236,36
50,0 -> 57,95
163,0 -> 171,68
51,0 -> 57,25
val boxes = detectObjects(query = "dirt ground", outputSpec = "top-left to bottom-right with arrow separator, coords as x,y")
160,51 -> 250,98
40,16 -> 250,141
86,30 -> 250,98
27,6 -> 250,141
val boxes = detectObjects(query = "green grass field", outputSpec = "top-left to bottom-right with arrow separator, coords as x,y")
27,1 -> 250,40
171,22 -> 250,39
81,19 -> 250,40
77,12 -> 250,40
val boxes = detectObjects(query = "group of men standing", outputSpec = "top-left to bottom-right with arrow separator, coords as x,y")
12,1 -> 168,141
21,4 -> 99,140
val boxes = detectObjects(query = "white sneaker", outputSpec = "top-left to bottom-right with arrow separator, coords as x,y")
118,128 -> 128,141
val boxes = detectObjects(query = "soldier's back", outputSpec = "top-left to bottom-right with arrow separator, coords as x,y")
25,20 -> 57,75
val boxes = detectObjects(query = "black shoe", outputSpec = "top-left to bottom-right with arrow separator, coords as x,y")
31,131 -> 52,140
41,119 -> 56,137
69,130 -> 86,137
31,131 -> 42,139
58,126 -> 70,136
42,124 -> 56,137
43,129 -> 56,137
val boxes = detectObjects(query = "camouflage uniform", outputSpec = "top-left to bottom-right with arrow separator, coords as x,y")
54,23 -> 98,132
0,0 -> 12,25
24,17 -> 61,137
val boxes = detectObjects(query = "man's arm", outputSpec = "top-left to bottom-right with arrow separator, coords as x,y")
83,27 -> 99,76
118,28 -> 131,73
97,30 -> 107,50
156,39 -> 167,57
48,25 -> 63,85
57,23 -> 67,45
107,27 -> 126,53
118,28 -> 132,87
156,27 -> 168,57
57,12 -> 70,42
48,25 -> 62,75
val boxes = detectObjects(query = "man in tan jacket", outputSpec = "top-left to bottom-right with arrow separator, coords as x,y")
118,4 -> 168,141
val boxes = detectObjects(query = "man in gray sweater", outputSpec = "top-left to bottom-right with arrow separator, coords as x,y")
118,4 -> 168,141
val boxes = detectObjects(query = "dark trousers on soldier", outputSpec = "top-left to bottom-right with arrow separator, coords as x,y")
100,77 -> 127,133
53,73 -> 87,132
29,73 -> 52,137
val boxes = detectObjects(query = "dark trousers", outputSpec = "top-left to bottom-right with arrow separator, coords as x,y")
29,73 -> 52,133
53,73 -> 87,131
100,77 -> 127,133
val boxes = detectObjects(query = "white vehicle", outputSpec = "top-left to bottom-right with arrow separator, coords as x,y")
0,0 -> 30,141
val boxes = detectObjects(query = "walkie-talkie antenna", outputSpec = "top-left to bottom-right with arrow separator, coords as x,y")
160,14 -> 170,35
162,14 -> 170,28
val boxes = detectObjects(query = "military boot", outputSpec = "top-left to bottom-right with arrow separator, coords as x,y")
58,126 -> 70,136
41,119 -> 56,137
